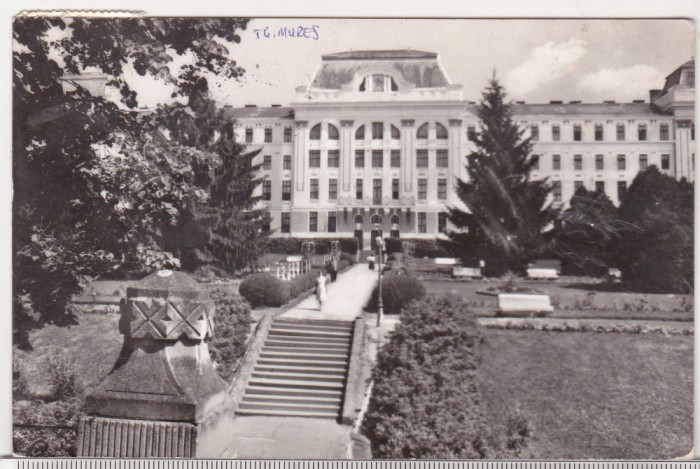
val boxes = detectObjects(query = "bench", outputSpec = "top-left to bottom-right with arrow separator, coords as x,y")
498,293 -> 554,316
434,257 -> 459,265
526,268 -> 559,280
452,266 -> 482,279
285,255 -> 303,263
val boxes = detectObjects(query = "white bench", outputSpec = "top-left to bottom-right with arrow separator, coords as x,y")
498,293 -> 554,316
286,255 -> 303,263
453,267 -> 482,278
527,268 -> 559,280
434,257 -> 459,265
608,268 -> 622,279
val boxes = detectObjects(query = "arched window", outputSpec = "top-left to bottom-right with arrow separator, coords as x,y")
390,214 -> 400,225
310,123 -> 321,140
354,214 -> 364,224
436,123 -> 448,140
355,125 -> 365,140
416,123 -> 429,139
328,124 -> 339,140
391,125 -> 400,140
359,74 -> 399,92
371,214 -> 383,225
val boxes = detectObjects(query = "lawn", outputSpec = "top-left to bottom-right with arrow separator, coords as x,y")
477,329 -> 693,459
422,279 -> 693,321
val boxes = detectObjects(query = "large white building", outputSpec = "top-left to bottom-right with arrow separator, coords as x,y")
225,50 -> 695,248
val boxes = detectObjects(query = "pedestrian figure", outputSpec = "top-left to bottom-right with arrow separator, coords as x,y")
330,255 -> 339,283
315,270 -> 327,309
367,254 -> 375,270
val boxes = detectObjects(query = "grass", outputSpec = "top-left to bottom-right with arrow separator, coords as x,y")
477,329 -> 693,459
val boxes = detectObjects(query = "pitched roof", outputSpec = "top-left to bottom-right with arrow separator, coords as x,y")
463,102 -> 668,117
662,59 -> 695,92
222,106 -> 294,119
321,50 -> 438,61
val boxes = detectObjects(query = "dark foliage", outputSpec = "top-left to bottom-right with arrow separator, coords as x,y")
207,289 -> 253,380
446,77 -> 556,276
267,237 -> 359,255
366,275 -> 426,315
383,237 -> 453,258
238,273 -> 289,307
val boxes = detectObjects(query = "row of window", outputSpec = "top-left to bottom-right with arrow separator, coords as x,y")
532,153 -> 671,171
262,154 -> 293,170
278,211 -> 448,234
521,123 -> 674,143
245,126 -> 294,144
305,149 -> 450,169
551,180 -> 628,202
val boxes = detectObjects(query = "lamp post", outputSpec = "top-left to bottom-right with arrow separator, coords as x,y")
376,235 -> 385,326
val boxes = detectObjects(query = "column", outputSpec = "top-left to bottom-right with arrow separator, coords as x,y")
401,119 -> 415,192
448,119 -> 463,201
675,119 -> 693,180
340,120 -> 354,193
294,120 -> 308,192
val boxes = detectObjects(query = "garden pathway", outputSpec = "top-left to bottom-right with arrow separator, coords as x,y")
280,263 -> 378,321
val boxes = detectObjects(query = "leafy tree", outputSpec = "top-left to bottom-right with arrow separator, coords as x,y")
553,186 -> 622,276
13,18 -> 253,345
610,166 -> 694,293
446,76 -> 556,276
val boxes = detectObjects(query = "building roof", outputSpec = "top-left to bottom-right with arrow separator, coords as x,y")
222,106 -> 294,119
311,49 -> 450,90
662,59 -> 695,92
463,102 -> 668,117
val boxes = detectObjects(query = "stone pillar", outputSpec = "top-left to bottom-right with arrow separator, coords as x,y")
675,119 -> 694,180
448,118 -> 463,203
401,119 -> 415,192
294,120 -> 308,192
77,270 -> 235,458
340,120 -> 354,193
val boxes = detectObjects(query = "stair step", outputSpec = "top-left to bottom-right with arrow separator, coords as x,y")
254,364 -> 347,375
263,339 -> 350,350
245,385 -> 343,398
236,408 -> 338,419
241,394 -> 342,405
265,336 -> 350,346
271,322 -> 353,333
247,377 -> 344,390
261,347 -> 349,357
238,401 -> 339,412
257,358 -> 350,368
267,330 -> 351,341
251,371 -> 346,383
273,318 -> 352,328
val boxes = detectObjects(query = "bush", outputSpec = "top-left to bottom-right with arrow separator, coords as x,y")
239,273 -> 288,307
340,252 -> 356,265
366,275 -> 426,314
288,268 -> 322,299
267,237 -> 359,255
208,290 -> 253,380
362,295 -> 494,458
383,237 -> 453,258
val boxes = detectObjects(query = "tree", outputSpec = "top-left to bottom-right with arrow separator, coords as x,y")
446,76 -> 556,276
610,166 -> 694,293
553,186 -> 621,276
13,18 -> 253,345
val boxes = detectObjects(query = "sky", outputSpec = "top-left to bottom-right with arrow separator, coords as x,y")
123,18 -> 695,108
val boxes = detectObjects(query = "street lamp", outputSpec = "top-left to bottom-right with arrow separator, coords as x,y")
375,235 -> 385,326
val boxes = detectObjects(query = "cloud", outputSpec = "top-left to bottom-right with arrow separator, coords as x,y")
576,65 -> 665,102
505,39 -> 587,96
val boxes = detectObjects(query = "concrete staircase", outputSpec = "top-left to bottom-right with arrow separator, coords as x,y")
236,317 -> 354,419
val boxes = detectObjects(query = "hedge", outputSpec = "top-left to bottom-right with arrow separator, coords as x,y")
366,274 -> 426,314
267,237 -> 359,255
383,237 -> 453,258
208,289 -> 253,380
238,273 -> 288,307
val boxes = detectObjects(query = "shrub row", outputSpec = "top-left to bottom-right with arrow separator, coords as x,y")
383,237 -> 453,258
365,275 -> 426,314
361,295 -> 531,458
267,237 -> 359,255
481,320 -> 694,336
207,289 -> 254,380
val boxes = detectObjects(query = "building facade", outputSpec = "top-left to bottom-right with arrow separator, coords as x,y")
225,51 -> 695,247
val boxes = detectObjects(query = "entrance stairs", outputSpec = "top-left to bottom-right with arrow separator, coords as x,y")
236,317 -> 354,420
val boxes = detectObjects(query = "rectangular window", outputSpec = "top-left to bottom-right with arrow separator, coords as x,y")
468,126 -> 477,141
553,181 -> 562,202
355,150 -> 365,168
262,180 -> 271,201
281,212 -> 290,233
552,125 -> 560,141
263,154 -> 272,170
328,150 -> 340,168
309,211 -> 318,232
616,124 -> 625,141
574,154 -> 582,171
617,154 -> 626,171
373,179 -> 382,204
264,127 -> 272,143
553,154 -> 561,170
436,149 -> 448,168
417,212 -> 427,233
573,125 -> 582,141
438,213 -> 447,233
438,178 -> 447,200
416,149 -> 429,168
661,154 -> 670,170
638,124 -> 647,141
245,127 -> 253,143
310,179 -> 319,200
660,123 -> 669,141
392,178 -> 399,200
531,154 -> 539,170
574,180 -> 584,192
328,179 -> 337,200
284,126 -> 292,143
372,122 -> 384,140
282,181 -> 291,201
595,154 -> 604,170
418,178 -> 427,200
618,181 -> 627,201
372,150 -> 383,168
595,124 -> 604,141
356,179 -> 363,200
390,150 -> 401,168
328,212 -> 337,233
595,181 -> 605,193
530,125 -> 539,142
309,150 -> 320,168
283,155 -> 292,170
639,154 -> 648,171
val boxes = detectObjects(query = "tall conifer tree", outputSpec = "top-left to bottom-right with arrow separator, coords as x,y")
447,76 -> 556,276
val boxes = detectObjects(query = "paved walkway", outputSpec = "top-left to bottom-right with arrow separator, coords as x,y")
281,263 -> 378,321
